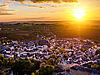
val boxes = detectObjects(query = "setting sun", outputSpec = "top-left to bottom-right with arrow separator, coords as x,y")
73,9 -> 85,19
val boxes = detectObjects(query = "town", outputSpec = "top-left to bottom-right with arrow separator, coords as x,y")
0,35 -> 100,75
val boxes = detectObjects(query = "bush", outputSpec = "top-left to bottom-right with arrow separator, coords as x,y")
92,64 -> 100,70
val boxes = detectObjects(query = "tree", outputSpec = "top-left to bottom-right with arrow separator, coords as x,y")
3,58 -> 8,67
87,64 -> 91,68
0,60 -> 3,68
51,54 -> 56,58
92,64 -> 100,70
80,48 -> 85,52
13,59 -> 34,75
47,58 -> 55,65
56,58 -> 61,64
54,46 -> 57,49
0,54 -> 4,61
31,72 -> 35,75
0,72 -> 8,75
0,54 -> 8,68
95,49 -> 100,55
59,48 -> 65,53
37,65 -> 54,75
8,57 -> 14,67
31,58 -> 40,70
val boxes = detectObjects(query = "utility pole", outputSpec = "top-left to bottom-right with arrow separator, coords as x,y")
65,68 -> 66,75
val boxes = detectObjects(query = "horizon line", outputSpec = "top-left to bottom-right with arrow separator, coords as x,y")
0,19 -> 100,23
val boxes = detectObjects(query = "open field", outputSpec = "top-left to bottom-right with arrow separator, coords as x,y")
0,20 -> 100,41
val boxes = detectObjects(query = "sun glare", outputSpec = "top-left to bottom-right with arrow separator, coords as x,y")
73,9 -> 85,19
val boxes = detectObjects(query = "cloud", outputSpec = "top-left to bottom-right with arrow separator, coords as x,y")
0,8 -> 15,11
27,5 -> 47,8
0,11 -> 14,15
13,0 -> 79,8
24,17 -> 47,20
14,0 -> 78,3
0,12 -> 13,15
0,8 -> 14,15
0,0 -> 79,9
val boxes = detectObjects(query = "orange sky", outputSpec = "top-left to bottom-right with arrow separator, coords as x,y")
0,0 -> 100,22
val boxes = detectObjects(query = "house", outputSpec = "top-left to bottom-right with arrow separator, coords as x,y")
38,40 -> 50,46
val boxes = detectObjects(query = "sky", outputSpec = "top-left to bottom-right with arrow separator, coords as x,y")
0,0 -> 100,22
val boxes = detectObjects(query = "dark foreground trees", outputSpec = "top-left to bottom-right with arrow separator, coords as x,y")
12,58 -> 40,75
0,54 -> 8,69
36,63 -> 54,75
0,54 -> 55,75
